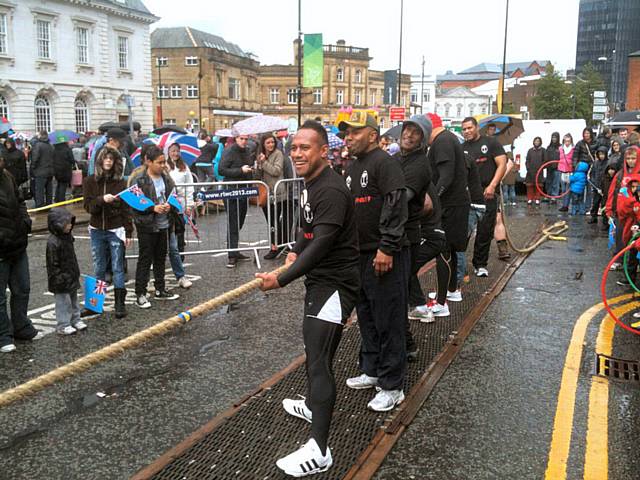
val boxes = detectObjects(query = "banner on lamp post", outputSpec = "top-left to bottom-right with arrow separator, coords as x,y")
303,33 -> 323,88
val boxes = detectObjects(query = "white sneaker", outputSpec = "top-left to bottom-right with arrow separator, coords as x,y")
1,344 -> 16,353
610,262 -> 622,271
408,304 -> 433,323
346,373 -> 378,390
283,398 -> 312,424
475,267 -> 489,277
177,276 -> 192,289
276,438 -> 332,477
429,302 -> 450,317
136,295 -> 151,309
31,331 -> 45,341
367,389 -> 405,412
73,320 -> 88,331
428,289 -> 462,302
57,325 -> 77,335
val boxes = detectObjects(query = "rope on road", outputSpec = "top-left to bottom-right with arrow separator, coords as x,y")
27,197 -> 84,214
0,264 -> 287,409
499,182 -> 569,254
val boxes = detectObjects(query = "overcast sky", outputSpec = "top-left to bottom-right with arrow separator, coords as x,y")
146,0 -> 580,76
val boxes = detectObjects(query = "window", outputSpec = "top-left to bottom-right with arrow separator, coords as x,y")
481,104 -> 487,115
157,85 -> 169,99
228,78 -> 240,100
216,72 -> 222,97
77,27 -> 89,64
164,118 -> 176,125
313,88 -> 322,104
444,104 -> 450,117
270,88 -> 280,104
354,89 -> 362,106
456,104 -> 463,117
355,69 -> 362,83
410,91 -> 418,104
170,85 -> 182,98
336,67 -> 344,82
74,98 -> 88,133
336,89 -> 344,105
34,96 -> 51,132
469,103 -> 475,116
117,36 -> 128,69
156,56 -> 167,67
0,94 -> 8,120
185,56 -> 198,66
0,13 -> 7,55
370,90 -> 376,105
187,85 -> 198,98
423,90 -> 430,102
287,88 -> 298,104
37,20 -> 51,59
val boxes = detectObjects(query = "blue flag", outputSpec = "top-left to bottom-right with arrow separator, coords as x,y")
167,189 -> 184,213
118,184 -> 154,212
608,222 -> 616,250
84,275 -> 107,313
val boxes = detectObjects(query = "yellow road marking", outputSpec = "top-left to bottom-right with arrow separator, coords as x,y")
544,294 -> 634,480
583,302 -> 635,479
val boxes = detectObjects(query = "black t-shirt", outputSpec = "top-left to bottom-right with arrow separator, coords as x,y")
427,130 -> 469,207
345,147 -> 406,253
394,150 -> 432,244
299,166 -> 359,291
463,135 -> 506,187
420,182 -> 442,233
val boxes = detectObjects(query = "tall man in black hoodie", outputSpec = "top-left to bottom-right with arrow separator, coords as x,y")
342,112 -> 409,412
219,135 -> 254,268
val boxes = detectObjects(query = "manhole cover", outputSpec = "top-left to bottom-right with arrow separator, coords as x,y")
594,353 -> 640,384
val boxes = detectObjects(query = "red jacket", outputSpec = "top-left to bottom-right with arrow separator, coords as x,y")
605,146 -> 640,218
616,182 -> 640,244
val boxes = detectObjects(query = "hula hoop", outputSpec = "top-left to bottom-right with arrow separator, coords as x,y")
622,240 -> 640,294
535,160 -> 570,199
601,239 -> 640,335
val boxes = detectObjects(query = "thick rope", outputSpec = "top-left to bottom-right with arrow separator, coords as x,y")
499,182 -> 569,254
0,264 -> 288,409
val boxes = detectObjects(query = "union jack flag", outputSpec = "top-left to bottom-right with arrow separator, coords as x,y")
117,184 -> 153,211
129,184 -> 144,197
93,280 -> 108,295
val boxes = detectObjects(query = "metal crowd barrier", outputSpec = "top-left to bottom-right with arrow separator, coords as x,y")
273,178 -> 304,249
125,180 -> 273,268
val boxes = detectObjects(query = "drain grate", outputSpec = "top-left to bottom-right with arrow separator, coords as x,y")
594,353 -> 640,384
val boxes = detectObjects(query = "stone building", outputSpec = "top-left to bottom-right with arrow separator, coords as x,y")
150,27 -> 260,132
434,86 -> 491,127
0,0 -> 157,134
626,50 -> 640,111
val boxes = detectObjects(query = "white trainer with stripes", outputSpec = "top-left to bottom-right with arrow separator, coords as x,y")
282,398 -> 312,424
276,438 -> 332,477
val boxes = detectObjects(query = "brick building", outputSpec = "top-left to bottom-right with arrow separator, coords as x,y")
626,50 -> 640,111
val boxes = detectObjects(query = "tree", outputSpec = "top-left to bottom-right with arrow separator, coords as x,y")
574,62 -> 606,125
532,64 -> 573,119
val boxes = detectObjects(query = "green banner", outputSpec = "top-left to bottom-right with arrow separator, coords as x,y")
303,33 -> 323,88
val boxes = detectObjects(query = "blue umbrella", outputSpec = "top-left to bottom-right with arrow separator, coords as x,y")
49,129 -> 80,144
0,118 -> 11,135
327,132 -> 344,150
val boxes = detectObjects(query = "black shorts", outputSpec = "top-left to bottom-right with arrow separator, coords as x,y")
441,204 -> 470,252
304,284 -> 358,326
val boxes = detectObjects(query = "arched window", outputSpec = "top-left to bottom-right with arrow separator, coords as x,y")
0,94 -> 8,121
34,95 -> 51,132
444,103 -> 451,117
75,97 -> 89,133
469,103 -> 476,116
355,69 -> 362,83
456,104 -> 463,118
336,67 -> 344,82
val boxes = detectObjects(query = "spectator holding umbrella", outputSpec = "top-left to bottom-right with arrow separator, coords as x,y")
31,130 -> 55,207
53,140 -> 76,203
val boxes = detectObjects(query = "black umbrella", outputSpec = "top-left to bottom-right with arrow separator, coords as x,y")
607,111 -> 640,127
98,121 -> 120,134
152,125 -> 188,135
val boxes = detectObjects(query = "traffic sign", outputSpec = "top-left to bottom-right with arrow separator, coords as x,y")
593,98 -> 607,106
389,107 -> 406,121
593,91 -> 607,98
592,113 -> 605,121
592,105 -> 608,113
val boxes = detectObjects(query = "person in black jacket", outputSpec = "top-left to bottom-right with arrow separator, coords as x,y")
31,130 -> 55,207
46,208 -> 86,335
572,128 -> 596,213
588,146 -> 609,225
218,135 -> 254,268
3,138 -> 27,187
545,132 -> 561,200
0,153 -> 41,352
342,112 -> 409,413
53,142 -> 75,203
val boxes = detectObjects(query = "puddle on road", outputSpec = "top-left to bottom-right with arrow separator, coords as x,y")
199,336 -> 231,355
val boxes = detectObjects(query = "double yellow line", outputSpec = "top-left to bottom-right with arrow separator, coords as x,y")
545,294 -> 636,480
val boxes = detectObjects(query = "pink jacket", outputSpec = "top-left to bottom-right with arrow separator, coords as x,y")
558,146 -> 574,173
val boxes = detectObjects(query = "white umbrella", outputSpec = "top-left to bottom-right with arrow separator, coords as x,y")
214,128 -> 234,137
232,115 -> 289,136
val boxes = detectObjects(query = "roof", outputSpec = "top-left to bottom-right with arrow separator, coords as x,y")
95,0 -> 154,17
436,72 -> 502,82
630,50 -> 640,57
456,60 -> 551,76
458,63 -> 503,74
438,86 -> 487,98
151,27 -> 251,59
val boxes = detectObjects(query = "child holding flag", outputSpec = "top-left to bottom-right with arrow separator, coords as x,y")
46,208 -> 86,335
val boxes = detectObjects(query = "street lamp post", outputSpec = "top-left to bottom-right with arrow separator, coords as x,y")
198,58 -> 203,133
420,56 -> 425,114
297,0 -> 302,128
397,0 -> 404,106
156,58 -> 164,125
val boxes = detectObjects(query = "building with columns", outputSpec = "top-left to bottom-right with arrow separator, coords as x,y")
0,0 -> 157,135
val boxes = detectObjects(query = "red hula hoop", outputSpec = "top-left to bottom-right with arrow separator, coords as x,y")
601,240 -> 640,335
535,160 -> 570,199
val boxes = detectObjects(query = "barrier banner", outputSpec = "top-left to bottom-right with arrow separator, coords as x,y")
197,188 -> 259,201
303,33 -> 323,88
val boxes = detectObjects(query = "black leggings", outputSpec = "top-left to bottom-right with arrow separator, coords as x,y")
303,315 -> 342,455
408,230 -> 450,306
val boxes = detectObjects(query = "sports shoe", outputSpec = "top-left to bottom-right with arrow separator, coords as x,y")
57,325 -> 77,335
428,289 -> 462,302
1,344 -> 16,353
155,290 -> 179,300
236,253 -> 250,261
73,320 -> 88,331
80,309 -> 100,319
535,200 -> 540,205
31,331 -> 45,341
429,302 -> 450,317
616,279 -> 631,287
136,295 -> 151,309
610,262 -> 622,271
263,248 -> 281,260
226,257 -> 237,269
367,389 -> 405,412
475,267 -> 489,277
633,311 -> 640,319
177,277 -> 192,289
282,398 -> 312,424
346,373 -> 378,390
276,438 -> 332,477
559,206 -> 569,212
527,200 -> 532,205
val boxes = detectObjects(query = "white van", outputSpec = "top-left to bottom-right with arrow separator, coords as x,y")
512,119 -> 587,180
